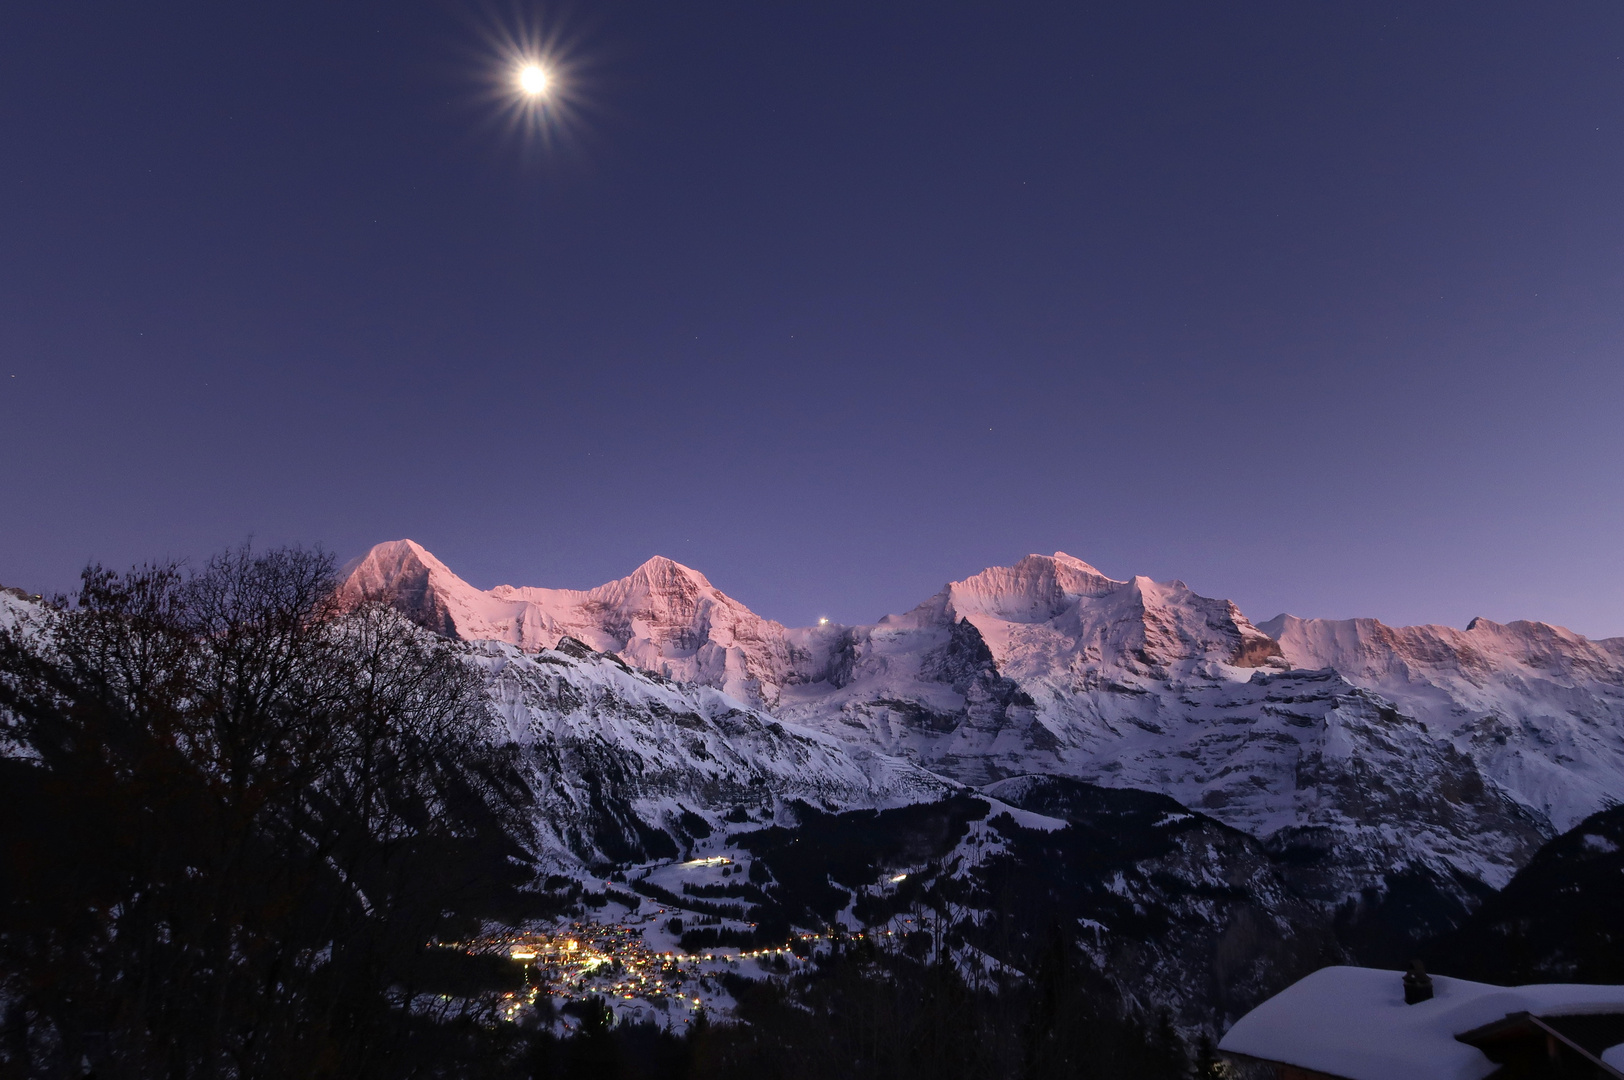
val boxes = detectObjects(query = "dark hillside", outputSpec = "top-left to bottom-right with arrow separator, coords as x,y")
1422,803 -> 1624,984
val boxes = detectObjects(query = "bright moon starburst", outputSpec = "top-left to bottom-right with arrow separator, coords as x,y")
518,64 -> 549,97
466,9 -> 591,155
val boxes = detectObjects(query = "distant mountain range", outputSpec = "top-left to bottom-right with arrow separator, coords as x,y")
343,541 -> 1624,886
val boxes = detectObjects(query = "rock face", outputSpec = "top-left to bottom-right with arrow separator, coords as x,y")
341,541 -> 1624,898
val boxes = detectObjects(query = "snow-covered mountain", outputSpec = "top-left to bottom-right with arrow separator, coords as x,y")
1261,613 -> 1624,832
730,777 -> 1343,1027
341,541 -> 1624,892
771,551 -> 1292,777
342,540 -> 802,707
468,634 -> 952,870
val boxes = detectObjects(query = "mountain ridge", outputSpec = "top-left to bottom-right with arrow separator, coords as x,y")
341,539 -> 800,706
341,540 -> 1624,902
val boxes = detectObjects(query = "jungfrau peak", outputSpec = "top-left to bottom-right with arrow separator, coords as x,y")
938,551 -> 1121,624
930,551 -> 1286,677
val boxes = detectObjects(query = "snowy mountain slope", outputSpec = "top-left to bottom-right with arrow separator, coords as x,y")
1421,800 -> 1624,984
770,558 -> 1552,888
507,782 -> 1346,1030
788,659 -> 1544,888
783,555 -> 1620,864
1260,613 -> 1624,831
773,552 -> 1295,778
467,635 -> 954,870
0,587 -> 39,632
674,776 -> 1453,1028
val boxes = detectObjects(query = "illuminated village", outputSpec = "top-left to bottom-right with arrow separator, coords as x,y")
473,922 -> 799,1027
447,853 -> 915,1029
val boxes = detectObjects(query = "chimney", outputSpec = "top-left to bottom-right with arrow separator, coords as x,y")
1403,960 -> 1434,1005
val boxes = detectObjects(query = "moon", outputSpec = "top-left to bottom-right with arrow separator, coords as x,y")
518,64 -> 549,96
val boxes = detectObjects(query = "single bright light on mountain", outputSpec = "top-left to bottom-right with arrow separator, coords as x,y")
518,64 -> 549,96
818,617 -> 829,626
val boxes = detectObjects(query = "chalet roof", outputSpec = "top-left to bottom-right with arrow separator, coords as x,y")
1218,966 -> 1624,1080
1457,1009 -> 1624,1076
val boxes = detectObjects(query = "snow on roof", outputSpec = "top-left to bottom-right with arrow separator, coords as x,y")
1219,966 -> 1624,1080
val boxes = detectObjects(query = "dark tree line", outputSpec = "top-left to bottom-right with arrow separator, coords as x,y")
0,548 -> 540,1079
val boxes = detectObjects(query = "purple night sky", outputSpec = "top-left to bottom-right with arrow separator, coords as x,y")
3,3 -> 1622,636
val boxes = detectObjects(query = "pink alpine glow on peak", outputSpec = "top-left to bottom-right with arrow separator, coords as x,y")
942,552 -> 1122,624
884,551 -> 1282,676
340,541 -> 797,707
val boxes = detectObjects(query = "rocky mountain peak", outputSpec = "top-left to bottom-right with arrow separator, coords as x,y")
944,552 -> 1122,625
342,538 -> 456,589
631,554 -> 709,582
338,539 -> 476,638
596,556 -> 723,615
925,554 -> 1282,677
